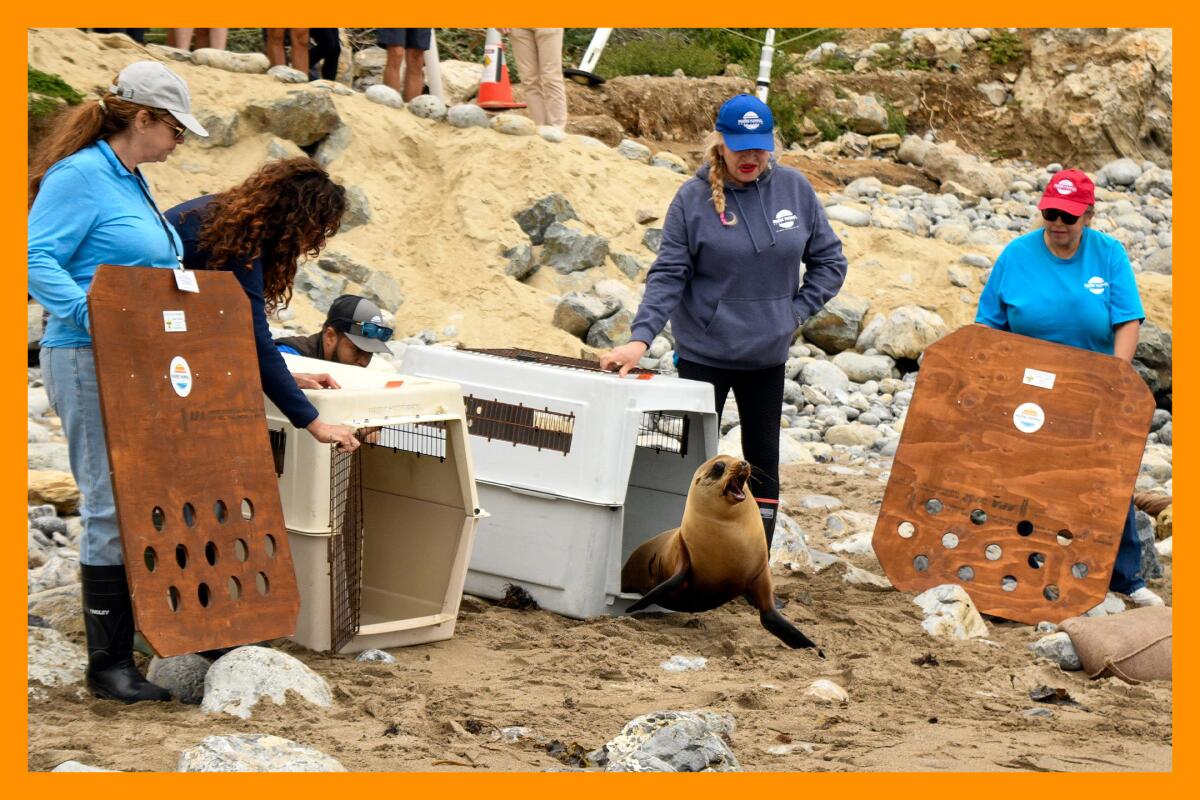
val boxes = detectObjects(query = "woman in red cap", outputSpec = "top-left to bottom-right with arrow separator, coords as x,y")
976,168 -> 1163,607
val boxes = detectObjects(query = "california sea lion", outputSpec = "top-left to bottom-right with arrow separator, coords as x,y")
621,454 -> 822,654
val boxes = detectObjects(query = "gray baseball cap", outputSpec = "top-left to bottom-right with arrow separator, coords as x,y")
325,295 -> 394,354
109,61 -> 208,137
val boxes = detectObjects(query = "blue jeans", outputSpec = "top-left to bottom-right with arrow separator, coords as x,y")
41,346 -> 124,566
1109,501 -> 1145,595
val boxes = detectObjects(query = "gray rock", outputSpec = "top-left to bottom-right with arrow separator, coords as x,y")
148,654 -> 213,704
355,649 -> 396,663
360,271 -> 404,312
831,352 -> 893,383
339,186 -> 372,232
1136,509 -> 1163,580
295,266 -> 347,309
195,110 -> 240,148
29,515 -> 67,537
268,65 -> 310,84
800,494 -> 842,511
643,228 -> 663,253
598,711 -> 739,772
538,125 -> 567,143
364,84 -> 405,109
178,734 -> 345,772
585,310 -> 635,350
1158,421 -> 1171,446
28,386 -> 51,418
504,244 -> 536,279
243,90 -> 341,146
314,123 -> 353,166
825,423 -> 881,448
28,504 -> 57,520
191,48 -> 270,74
490,114 -> 536,136
315,251 -> 371,285
960,253 -> 993,268
308,79 -> 354,96
1029,632 -> 1082,671
1135,320 -> 1172,368
897,135 -> 932,166
28,626 -> 86,689
1101,158 -> 1143,187
1134,167 -> 1171,196
976,81 -> 1008,106
925,143 -> 1008,199
611,252 -> 645,280
1150,409 -> 1171,431
266,137 -> 305,161
27,442 -> 70,473
202,647 -> 332,720
553,293 -> 617,337
29,555 -> 78,595
541,223 -> 609,273
1142,247 -> 1171,275
447,103 -> 490,128
800,360 -> 851,399
842,93 -> 888,134
874,306 -> 950,359
650,152 -> 688,173
617,139 -> 652,163
408,94 -> 447,121
825,205 -> 872,227
51,761 -> 116,772
802,294 -> 870,354
845,177 -> 883,199
514,193 -> 578,245
947,266 -> 973,287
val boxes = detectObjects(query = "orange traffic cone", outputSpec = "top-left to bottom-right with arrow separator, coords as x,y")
477,28 -> 526,111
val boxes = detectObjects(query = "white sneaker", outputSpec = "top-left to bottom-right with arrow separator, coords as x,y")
1129,587 -> 1165,607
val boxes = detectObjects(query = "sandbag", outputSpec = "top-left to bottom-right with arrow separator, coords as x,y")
1060,606 -> 1172,684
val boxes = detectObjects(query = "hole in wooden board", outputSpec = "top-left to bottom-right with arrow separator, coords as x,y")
175,544 -> 188,569
167,586 -> 181,612
1057,529 -> 1074,546
228,576 -> 242,601
1043,585 -> 1060,601
1001,575 -> 1018,592
256,572 -> 270,596
985,544 -> 1002,561
144,547 -> 157,573
1071,562 -> 1089,579
925,499 -> 943,515
182,502 -> 196,527
152,507 -> 165,532
264,534 -> 276,558
913,555 -> 930,572
957,565 -> 975,581
1017,520 -> 1034,537
241,498 -> 254,521
898,521 -> 916,539
214,500 -> 228,524
198,582 -> 211,608
234,539 -> 248,562
1028,552 -> 1046,570
205,541 -> 218,566
942,532 -> 959,549
970,509 -> 988,525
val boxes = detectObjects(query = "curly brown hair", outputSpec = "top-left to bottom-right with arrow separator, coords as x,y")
186,158 -> 346,312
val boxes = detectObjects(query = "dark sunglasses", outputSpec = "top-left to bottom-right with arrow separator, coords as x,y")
154,114 -> 186,142
336,319 -> 393,342
1041,208 -> 1080,225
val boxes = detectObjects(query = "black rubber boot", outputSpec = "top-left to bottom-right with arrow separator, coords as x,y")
758,500 -> 778,550
80,564 -> 171,704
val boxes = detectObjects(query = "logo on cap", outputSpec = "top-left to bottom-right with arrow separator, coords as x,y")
738,111 -> 763,130
1054,179 -> 1077,196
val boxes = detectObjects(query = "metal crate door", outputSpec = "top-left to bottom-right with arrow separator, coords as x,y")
328,448 -> 363,652
88,265 -> 300,657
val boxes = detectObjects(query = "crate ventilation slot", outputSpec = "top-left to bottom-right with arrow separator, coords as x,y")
637,411 -> 689,457
362,421 -> 447,461
268,428 -> 286,477
464,395 -> 575,455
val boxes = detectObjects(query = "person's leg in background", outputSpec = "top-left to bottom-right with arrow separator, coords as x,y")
401,29 -> 431,102
508,28 -> 545,125
309,28 -> 341,80
41,347 -> 169,703
168,29 -> 194,50
533,28 -> 567,129
730,365 -> 785,548
205,29 -> 228,50
289,28 -> 311,75
265,28 -> 287,67
1110,501 -> 1164,606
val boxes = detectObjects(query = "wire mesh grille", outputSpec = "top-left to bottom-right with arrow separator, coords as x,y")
458,346 -> 655,375
464,395 -> 575,455
328,447 -> 363,652
268,428 -> 287,476
363,421 -> 447,461
637,411 -> 690,457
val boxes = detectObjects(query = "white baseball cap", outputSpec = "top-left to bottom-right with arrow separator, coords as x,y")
109,61 -> 208,137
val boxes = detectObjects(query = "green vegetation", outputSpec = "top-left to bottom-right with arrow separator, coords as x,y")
809,109 -> 849,142
28,67 -> 83,118
983,30 -> 1025,65
595,33 -> 725,79
879,96 -> 907,136
767,90 -> 813,146
814,53 -> 855,73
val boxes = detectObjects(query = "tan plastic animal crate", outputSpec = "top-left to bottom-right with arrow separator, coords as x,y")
267,355 -> 483,653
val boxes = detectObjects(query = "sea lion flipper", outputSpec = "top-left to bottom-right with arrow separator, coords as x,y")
758,609 -> 823,656
626,543 -> 691,614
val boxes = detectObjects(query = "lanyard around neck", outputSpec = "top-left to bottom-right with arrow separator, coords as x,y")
131,169 -> 183,269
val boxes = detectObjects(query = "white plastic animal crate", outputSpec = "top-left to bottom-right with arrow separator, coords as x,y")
398,347 -> 719,618
267,354 -> 483,653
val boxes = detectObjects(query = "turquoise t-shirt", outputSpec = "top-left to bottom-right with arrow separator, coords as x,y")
975,228 -> 1145,355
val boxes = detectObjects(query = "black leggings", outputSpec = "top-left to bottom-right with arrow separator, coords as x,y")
677,358 -> 784,544
309,28 -> 342,80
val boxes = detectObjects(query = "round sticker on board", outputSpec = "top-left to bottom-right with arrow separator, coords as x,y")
1013,402 -> 1045,433
169,356 -> 193,398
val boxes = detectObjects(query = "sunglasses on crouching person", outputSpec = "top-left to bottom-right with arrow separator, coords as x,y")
1041,208 -> 1081,225
336,319 -> 394,342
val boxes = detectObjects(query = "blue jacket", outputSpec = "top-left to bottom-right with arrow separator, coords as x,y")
630,162 -> 848,369
166,195 -> 320,429
28,140 -> 184,347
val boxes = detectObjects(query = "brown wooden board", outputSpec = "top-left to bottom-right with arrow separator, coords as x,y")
89,265 -> 300,657
872,324 -> 1154,624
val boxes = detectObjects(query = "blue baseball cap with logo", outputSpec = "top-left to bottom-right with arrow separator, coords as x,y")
715,94 -> 775,152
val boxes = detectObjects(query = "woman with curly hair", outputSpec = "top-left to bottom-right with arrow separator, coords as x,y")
166,158 -> 360,452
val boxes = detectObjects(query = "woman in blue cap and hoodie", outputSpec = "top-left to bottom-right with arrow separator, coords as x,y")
600,94 -> 848,546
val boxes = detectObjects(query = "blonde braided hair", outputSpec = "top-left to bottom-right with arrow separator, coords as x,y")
703,131 -> 737,226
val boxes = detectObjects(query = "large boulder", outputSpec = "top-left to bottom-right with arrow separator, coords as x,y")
194,110 -> 240,149
27,470 -> 79,514
553,293 -> 617,337
438,60 -> 482,105
178,734 -> 345,772
541,223 -> 609,273
148,654 -> 213,705
801,294 -> 870,354
923,143 -> 1009,199
594,710 -> 740,772
339,186 -> 372,232
799,360 -> 851,400
514,193 -> 578,245
191,48 -> 269,74
585,309 -> 635,350
873,305 -> 950,359
201,647 -> 332,720
28,626 -> 86,692
913,584 -> 989,640
834,92 -> 888,135
1100,158 -> 1143,187
316,251 -> 371,285
360,271 -> 404,312
242,90 -> 341,146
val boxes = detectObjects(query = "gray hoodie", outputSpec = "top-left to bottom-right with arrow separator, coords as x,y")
630,161 -> 848,369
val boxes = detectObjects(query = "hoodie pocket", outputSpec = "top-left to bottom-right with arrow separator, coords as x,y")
701,295 -> 796,366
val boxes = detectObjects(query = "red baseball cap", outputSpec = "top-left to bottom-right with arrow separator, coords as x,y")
1038,169 -> 1095,215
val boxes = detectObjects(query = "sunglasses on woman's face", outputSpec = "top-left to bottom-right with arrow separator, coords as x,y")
1041,208 -> 1081,225
155,115 -> 186,142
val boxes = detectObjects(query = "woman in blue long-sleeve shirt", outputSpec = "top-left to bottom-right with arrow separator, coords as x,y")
165,158 -> 359,450
28,61 -> 208,704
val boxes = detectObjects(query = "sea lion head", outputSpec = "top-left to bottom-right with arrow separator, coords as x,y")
692,454 -> 753,506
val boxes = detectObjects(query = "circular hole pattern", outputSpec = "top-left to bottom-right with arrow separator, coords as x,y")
214,500 -> 228,524
1057,529 -> 1074,546
241,498 -> 254,521
985,544 -> 1003,561
228,576 -> 242,601
1028,552 -> 1046,570
1043,585 -> 1060,601
941,532 -> 959,549
1071,562 -> 1089,579
1017,520 -> 1034,537
182,502 -> 196,527
264,534 -> 276,558
913,555 -> 930,572
925,499 -> 943,515
956,565 -> 975,582
234,539 -> 248,563
167,585 -> 181,612
175,544 -> 189,569
256,572 -> 270,596
1001,575 -> 1018,592
970,509 -> 988,525
898,521 -> 916,539
144,547 -> 157,573
205,541 -> 218,566
152,507 -> 165,532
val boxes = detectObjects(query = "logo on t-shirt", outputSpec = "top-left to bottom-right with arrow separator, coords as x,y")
738,111 -> 763,130
773,208 -> 798,231
1054,178 -> 1077,196
1084,276 -> 1109,295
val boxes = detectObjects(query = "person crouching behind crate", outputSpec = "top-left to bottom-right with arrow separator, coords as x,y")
166,158 -> 361,453
275,294 -> 394,368
599,94 -> 849,547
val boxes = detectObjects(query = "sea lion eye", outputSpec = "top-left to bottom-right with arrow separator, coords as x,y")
708,461 -> 726,479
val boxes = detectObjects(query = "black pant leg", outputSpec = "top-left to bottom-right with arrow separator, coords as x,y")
676,358 -> 734,427
730,364 -> 784,505
309,28 -> 342,80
